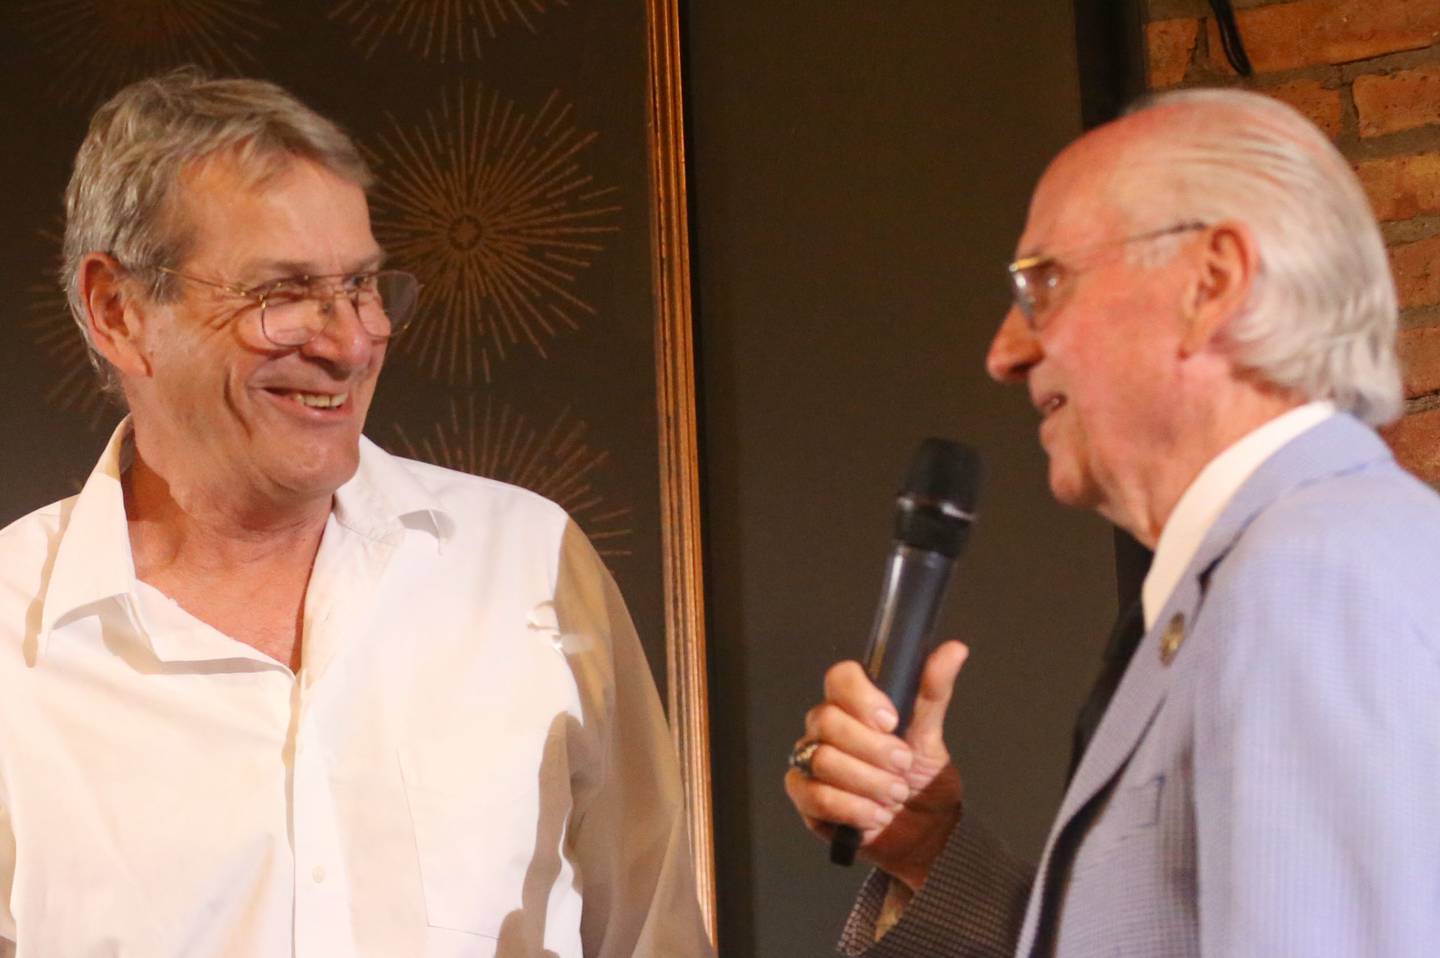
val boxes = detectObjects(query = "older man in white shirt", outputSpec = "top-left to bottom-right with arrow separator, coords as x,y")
0,68 -> 712,957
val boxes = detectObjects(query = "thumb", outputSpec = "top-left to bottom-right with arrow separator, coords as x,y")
907,640 -> 968,754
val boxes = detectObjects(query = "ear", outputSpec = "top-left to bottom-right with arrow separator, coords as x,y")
78,253 -> 154,379
1179,221 -> 1257,358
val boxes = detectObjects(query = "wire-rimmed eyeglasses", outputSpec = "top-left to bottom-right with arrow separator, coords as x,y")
153,266 -> 422,348
1007,221 -> 1207,332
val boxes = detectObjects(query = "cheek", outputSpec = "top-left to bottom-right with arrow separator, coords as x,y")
1056,414 -> 1093,475
355,350 -> 387,400
152,319 -> 246,383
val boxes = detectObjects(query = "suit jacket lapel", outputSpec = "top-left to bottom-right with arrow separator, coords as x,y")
1017,578 -> 1199,954
1015,414 -> 1391,955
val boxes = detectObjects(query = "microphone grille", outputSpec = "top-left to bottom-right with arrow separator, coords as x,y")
895,439 -> 982,556
901,438 -> 981,513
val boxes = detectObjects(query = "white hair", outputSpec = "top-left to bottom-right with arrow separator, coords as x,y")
1118,88 -> 1401,426
62,67 -> 374,399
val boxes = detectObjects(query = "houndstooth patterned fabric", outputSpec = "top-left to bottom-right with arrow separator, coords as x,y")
839,815 -> 1030,957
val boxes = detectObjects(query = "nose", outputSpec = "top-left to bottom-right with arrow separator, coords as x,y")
985,306 -> 1042,384
302,294 -> 378,373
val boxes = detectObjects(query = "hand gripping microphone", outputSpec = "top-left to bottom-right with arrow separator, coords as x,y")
830,438 -> 981,866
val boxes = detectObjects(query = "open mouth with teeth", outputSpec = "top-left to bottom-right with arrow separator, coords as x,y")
1039,394 -> 1066,417
269,389 -> 348,411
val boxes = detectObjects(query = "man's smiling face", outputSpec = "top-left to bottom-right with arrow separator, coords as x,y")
126,153 -> 387,510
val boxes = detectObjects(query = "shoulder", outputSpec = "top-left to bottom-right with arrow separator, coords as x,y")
1198,459 -> 1440,689
0,496 -> 73,576
1186,462 -> 1440,816
362,447 -> 595,593
360,441 -> 572,543
0,496 -> 75,636
398,455 -> 568,522
1224,457 -> 1440,593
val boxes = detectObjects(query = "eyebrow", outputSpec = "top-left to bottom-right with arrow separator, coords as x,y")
239,251 -> 387,282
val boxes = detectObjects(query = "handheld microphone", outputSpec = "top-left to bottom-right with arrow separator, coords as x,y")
830,438 -> 981,866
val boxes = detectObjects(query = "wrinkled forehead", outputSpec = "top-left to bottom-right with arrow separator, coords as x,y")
173,145 -> 365,214
171,150 -> 377,270
1017,115 -> 1168,255
1017,161 -> 1121,256
173,143 -> 368,217
188,143 -> 289,188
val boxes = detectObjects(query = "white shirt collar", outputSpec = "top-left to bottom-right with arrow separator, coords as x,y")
1141,401 -> 1336,629
37,419 -> 139,649
337,434 -> 457,549
37,418 -> 454,660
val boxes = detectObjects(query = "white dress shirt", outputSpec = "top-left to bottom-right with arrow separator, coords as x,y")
0,421 -> 712,958
1141,401 -> 1336,628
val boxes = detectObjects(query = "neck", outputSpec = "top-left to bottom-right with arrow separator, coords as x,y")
1105,382 -> 1303,549
123,446 -> 331,582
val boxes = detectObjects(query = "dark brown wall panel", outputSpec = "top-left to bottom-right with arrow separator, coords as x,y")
686,2 -> 1118,951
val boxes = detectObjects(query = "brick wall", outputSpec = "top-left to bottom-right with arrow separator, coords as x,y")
1144,0 -> 1440,481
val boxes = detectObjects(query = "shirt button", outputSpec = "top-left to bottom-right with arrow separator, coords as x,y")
312,865 -> 326,883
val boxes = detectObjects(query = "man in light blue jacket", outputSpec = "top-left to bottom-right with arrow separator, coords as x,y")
786,87 -> 1440,956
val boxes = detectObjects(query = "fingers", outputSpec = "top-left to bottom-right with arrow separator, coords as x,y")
821,660 -> 901,733
786,649 -> 969,855
787,661 -> 915,848
792,736 -> 912,809
907,641 -> 968,753
784,766 -> 893,837
803,699 -> 914,780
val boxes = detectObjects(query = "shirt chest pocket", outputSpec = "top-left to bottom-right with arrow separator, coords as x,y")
399,740 -> 551,939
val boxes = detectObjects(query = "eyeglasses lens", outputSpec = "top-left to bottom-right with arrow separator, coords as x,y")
260,271 -> 421,346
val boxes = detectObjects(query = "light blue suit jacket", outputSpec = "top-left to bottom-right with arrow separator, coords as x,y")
847,414 -> 1440,957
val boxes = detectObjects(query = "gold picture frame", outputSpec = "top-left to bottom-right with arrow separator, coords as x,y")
646,0 -> 717,941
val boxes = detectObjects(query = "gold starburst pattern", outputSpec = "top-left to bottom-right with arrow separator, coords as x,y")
390,395 -> 633,556
365,83 -> 621,385
329,0 -> 567,62
27,224 -> 115,430
22,0 -> 276,106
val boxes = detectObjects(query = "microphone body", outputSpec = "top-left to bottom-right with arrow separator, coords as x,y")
830,439 -> 980,866
864,545 -> 957,738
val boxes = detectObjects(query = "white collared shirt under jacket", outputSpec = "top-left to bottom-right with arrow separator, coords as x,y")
0,422 -> 713,957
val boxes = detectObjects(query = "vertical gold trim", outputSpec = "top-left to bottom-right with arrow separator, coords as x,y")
645,0 -> 718,944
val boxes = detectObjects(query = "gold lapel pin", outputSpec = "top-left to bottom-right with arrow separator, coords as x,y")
1160,613 -> 1186,665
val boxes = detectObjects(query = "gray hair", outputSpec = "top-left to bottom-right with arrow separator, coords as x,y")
62,67 -> 374,398
1116,88 -> 1401,426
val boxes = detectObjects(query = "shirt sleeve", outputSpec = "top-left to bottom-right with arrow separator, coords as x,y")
838,813 -> 1032,957
1194,529 -> 1440,957
0,802 -> 15,954
550,521 -> 715,958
